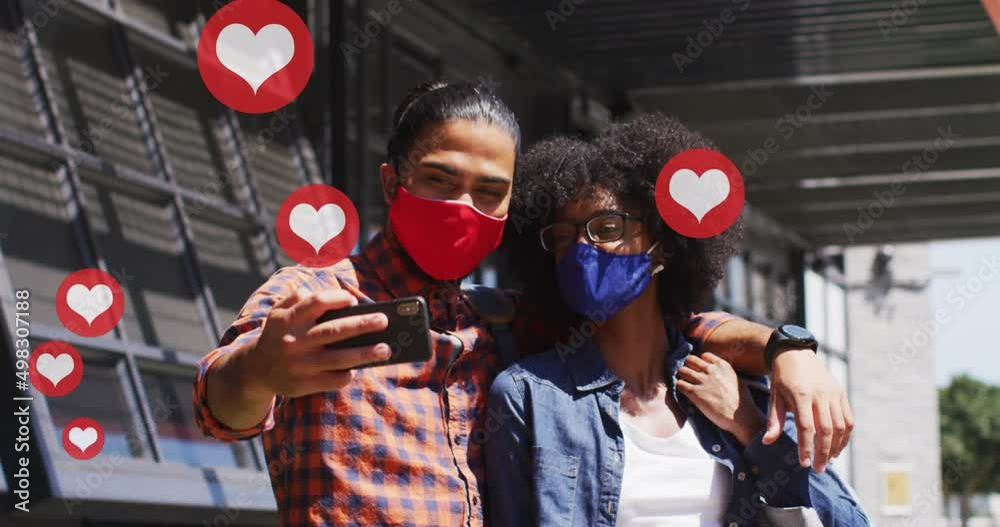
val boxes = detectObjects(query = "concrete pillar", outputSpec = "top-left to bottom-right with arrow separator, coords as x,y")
845,244 -> 943,526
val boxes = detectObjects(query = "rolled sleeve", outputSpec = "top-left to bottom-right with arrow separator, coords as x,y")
193,335 -> 277,441
682,311 -> 737,350
191,266 -> 320,442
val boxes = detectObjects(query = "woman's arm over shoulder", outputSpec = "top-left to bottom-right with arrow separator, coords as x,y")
484,367 -> 534,527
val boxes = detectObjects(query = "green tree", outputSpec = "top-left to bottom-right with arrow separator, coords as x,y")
938,375 -> 1000,525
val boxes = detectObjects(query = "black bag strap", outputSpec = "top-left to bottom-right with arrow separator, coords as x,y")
461,284 -> 518,369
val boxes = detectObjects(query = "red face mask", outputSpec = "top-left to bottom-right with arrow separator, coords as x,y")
389,186 -> 507,281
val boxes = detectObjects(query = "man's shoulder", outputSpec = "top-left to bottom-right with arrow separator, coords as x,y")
266,255 -> 365,291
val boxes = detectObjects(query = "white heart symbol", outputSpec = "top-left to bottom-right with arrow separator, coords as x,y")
68,427 -> 98,452
289,203 -> 347,253
215,23 -> 295,94
66,284 -> 113,325
37,353 -> 74,387
669,168 -> 731,223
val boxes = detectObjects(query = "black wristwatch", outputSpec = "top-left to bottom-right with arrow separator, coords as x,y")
764,324 -> 818,370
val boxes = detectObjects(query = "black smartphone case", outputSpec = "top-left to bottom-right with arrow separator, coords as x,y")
315,296 -> 433,369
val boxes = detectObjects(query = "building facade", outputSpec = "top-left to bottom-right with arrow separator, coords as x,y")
0,0 -> 913,525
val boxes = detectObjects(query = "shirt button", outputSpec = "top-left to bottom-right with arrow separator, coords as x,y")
472,496 -> 479,506
729,522 -> 739,527
607,501 -> 614,514
737,471 -> 747,481
712,444 -> 722,453
453,435 -> 463,445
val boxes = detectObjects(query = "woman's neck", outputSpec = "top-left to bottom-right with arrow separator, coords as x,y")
592,278 -> 668,394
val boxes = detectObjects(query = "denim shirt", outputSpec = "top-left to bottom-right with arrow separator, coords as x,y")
484,326 -> 870,527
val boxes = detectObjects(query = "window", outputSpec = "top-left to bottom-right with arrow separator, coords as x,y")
750,265 -> 768,318
79,178 -> 212,353
139,364 -> 257,468
0,156 -> 83,328
481,265 -> 498,288
826,280 -> 847,353
0,11 -> 46,137
128,42 -> 239,202
715,262 -> 731,306
771,276 -> 798,322
727,255 -> 748,309
187,212 -> 273,335
804,268 -> 828,344
117,0 -> 197,41
44,344 -> 152,460
34,14 -> 154,175
236,112 -> 311,257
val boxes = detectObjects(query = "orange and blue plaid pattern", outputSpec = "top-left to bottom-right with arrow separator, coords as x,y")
193,231 -> 733,526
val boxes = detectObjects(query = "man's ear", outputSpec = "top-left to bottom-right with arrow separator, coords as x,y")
379,163 -> 398,206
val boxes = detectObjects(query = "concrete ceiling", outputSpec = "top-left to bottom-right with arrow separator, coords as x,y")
464,0 -> 1000,246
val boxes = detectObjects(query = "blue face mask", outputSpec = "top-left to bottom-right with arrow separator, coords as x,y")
556,241 -> 664,318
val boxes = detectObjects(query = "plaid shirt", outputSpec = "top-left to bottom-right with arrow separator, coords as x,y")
193,231 -> 733,527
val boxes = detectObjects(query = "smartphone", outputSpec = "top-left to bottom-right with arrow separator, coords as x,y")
315,296 -> 433,369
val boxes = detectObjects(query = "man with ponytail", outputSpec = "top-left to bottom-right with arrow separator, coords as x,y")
193,80 -> 853,526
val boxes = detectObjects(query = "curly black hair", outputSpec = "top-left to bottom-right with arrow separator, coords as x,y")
504,113 -> 743,330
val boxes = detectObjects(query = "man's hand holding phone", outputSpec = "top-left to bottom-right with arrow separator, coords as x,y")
241,288 -> 391,399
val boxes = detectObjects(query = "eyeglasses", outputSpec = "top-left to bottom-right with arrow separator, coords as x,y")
539,212 -> 641,253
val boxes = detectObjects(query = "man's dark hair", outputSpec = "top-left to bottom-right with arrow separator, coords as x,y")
505,113 -> 743,327
386,80 -> 521,172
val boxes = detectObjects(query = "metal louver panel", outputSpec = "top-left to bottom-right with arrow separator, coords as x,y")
35,15 -> 155,175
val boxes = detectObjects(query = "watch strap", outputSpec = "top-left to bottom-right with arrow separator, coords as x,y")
764,325 -> 818,370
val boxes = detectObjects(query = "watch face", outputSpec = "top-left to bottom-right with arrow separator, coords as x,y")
781,324 -> 814,341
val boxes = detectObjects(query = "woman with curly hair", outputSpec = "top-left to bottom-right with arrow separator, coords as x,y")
485,114 -> 870,526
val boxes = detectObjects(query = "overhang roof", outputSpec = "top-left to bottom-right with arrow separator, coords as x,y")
465,0 -> 1000,246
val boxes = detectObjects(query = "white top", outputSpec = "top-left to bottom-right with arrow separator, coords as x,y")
615,415 -> 732,527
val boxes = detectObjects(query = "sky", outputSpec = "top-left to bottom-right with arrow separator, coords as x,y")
928,236 -> 1000,387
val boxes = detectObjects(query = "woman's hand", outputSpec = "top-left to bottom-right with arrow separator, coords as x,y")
677,353 -> 766,447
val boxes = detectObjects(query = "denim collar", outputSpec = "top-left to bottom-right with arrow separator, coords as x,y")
565,321 -> 695,393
